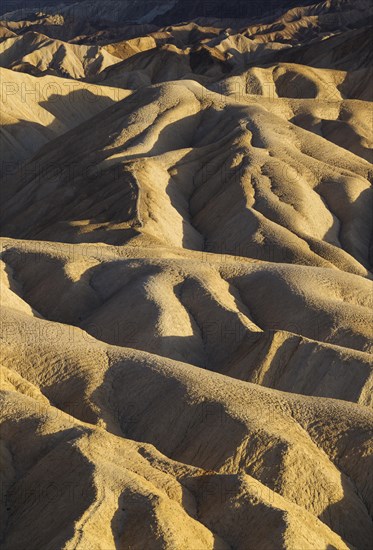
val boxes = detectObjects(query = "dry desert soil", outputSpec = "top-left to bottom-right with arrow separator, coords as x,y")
0,0 -> 372,548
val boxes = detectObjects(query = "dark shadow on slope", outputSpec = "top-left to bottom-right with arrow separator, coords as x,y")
1,82 -> 371,270
0,88 -> 121,176
1,414 -> 95,550
320,472 -> 373,550
93,358 -> 250,472
278,26 -> 373,71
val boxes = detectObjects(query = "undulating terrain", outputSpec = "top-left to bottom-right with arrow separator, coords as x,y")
0,0 -> 372,548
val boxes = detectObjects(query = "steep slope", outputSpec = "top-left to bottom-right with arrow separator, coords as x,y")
1,374 -> 359,550
1,236 -> 372,405
0,276 -> 372,549
0,31 -> 122,78
1,81 -> 371,275
0,0 -> 372,548
0,67 -> 130,164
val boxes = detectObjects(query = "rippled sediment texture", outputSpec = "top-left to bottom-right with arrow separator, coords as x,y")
0,0 -> 372,548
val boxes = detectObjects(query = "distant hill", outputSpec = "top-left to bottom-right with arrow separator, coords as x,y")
1,0 -> 319,23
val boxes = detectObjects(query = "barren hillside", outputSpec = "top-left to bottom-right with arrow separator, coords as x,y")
0,1 -> 372,548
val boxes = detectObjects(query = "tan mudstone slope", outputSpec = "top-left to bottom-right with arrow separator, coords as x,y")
0,0 -> 372,548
